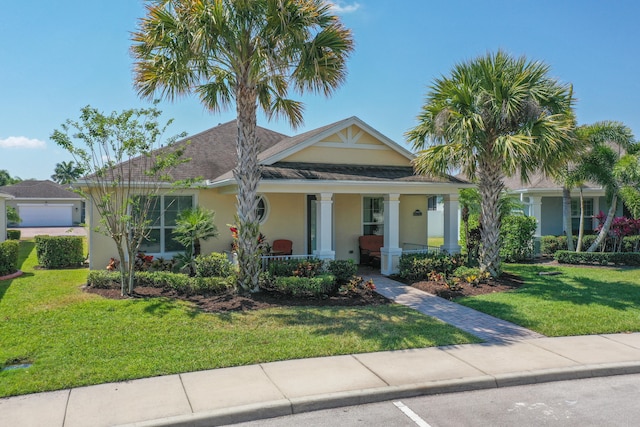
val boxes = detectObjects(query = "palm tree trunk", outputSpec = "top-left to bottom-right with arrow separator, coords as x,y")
234,80 -> 262,293
478,157 -> 503,277
576,187 -> 585,252
562,186 -> 575,251
587,194 -> 617,252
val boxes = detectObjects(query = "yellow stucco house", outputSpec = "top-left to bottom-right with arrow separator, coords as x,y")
87,117 -> 469,275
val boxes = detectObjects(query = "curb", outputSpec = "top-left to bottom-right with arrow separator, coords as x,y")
116,362 -> 640,427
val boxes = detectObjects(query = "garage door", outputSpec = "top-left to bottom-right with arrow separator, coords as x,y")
18,204 -> 73,227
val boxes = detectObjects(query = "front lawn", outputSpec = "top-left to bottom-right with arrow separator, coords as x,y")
457,263 -> 640,336
0,241 -> 478,397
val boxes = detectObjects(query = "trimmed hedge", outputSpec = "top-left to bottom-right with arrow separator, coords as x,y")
34,236 -> 84,268
500,215 -> 537,262
0,240 -> 20,276
6,230 -> 21,240
554,251 -> 640,266
269,274 -> 336,297
267,258 -> 324,278
193,252 -> 235,277
326,259 -> 357,285
398,252 -> 463,281
86,270 -> 233,295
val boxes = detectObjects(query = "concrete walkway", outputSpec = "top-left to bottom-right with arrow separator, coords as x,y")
366,273 -> 545,343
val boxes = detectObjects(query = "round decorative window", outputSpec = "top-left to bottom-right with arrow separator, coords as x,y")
256,195 -> 269,223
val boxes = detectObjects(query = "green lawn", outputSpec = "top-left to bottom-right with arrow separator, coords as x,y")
0,241 -> 478,397
457,263 -> 640,336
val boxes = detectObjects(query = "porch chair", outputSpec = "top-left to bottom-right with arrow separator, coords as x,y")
359,235 -> 383,265
271,239 -> 293,255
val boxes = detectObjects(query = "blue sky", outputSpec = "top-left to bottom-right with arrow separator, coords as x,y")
2,1 -> 640,180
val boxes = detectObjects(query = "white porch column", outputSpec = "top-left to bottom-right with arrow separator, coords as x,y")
314,192 -> 335,260
529,196 -> 542,237
381,193 -> 402,275
441,193 -> 461,253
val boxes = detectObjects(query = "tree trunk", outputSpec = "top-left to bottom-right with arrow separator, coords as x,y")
562,186 -> 575,251
576,187 -> 585,252
587,194 -> 617,252
477,156 -> 504,277
234,80 -> 261,293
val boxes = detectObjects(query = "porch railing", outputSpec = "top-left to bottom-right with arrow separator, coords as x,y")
261,254 -> 317,272
401,243 -> 442,255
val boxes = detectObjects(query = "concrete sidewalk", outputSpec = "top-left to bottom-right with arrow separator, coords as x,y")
2,333 -> 640,427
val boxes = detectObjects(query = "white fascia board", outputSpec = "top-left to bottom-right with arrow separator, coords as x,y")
0,193 -> 14,199
214,179 -> 473,195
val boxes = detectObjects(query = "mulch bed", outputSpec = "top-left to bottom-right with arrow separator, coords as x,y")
85,285 -> 390,313
409,272 -> 524,300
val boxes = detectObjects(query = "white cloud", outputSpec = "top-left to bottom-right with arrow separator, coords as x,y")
0,136 -> 46,149
330,2 -> 361,14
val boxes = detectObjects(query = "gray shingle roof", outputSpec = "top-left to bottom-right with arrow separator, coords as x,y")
0,180 -> 82,199
261,162 -> 467,183
86,120 -> 289,182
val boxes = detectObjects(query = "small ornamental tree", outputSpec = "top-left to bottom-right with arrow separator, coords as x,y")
51,104 -> 188,295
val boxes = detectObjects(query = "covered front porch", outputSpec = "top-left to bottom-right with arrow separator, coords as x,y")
253,189 -> 462,275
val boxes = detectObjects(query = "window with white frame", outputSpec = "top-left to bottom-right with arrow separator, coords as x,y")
363,196 -> 384,235
571,198 -> 593,233
137,195 -> 194,254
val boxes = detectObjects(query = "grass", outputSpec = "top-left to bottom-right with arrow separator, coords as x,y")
0,241 -> 479,397
427,236 -> 444,247
457,263 -> 640,336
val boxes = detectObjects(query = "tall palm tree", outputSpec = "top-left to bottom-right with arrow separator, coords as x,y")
407,51 -> 575,277
131,0 -> 353,292
51,161 -> 85,184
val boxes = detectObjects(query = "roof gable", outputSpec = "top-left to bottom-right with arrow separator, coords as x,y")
258,116 -> 414,166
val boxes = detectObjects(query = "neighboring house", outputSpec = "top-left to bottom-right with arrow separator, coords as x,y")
0,180 -> 84,227
0,192 -> 13,242
86,117 -> 470,275
504,172 -> 622,239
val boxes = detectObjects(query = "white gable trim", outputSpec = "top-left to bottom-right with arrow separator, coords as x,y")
261,116 -> 415,165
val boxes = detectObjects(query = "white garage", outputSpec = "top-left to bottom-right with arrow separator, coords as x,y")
18,204 -> 74,227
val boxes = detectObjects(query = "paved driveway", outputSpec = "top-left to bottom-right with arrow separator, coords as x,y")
10,227 -> 87,239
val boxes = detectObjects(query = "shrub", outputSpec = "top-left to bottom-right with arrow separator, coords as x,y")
190,276 -> 234,295
0,240 -> 20,276
87,270 -> 120,288
34,236 -> 84,268
453,266 -> 489,286
86,270 -> 232,295
398,252 -> 463,281
554,251 -> 640,266
194,252 -> 235,277
6,230 -> 21,240
500,215 -> 537,262
326,259 -> 357,285
270,274 -> 335,297
541,236 -> 567,256
268,258 -> 324,278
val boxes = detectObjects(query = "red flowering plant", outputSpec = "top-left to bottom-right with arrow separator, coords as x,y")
593,212 -> 640,252
228,224 -> 270,254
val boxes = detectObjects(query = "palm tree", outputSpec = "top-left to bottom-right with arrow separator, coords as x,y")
51,161 -> 85,184
574,122 -> 636,252
173,206 -> 219,257
131,0 -> 353,292
407,51 -> 575,277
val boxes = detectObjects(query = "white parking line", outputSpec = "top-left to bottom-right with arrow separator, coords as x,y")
393,401 -> 431,427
